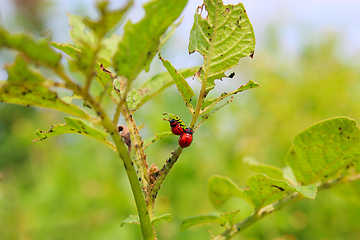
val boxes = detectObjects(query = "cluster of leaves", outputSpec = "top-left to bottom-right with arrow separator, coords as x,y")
181,117 -> 360,239
0,0 -> 258,239
2,0 -> 359,239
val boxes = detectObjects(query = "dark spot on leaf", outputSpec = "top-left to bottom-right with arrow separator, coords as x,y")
325,175 -> 328,178
97,111 -> 102,116
49,129 -> 53,133
209,38 -> 212,42
77,131 -> 81,134
239,16 -> 242,20
250,51 -> 255,58
70,129 -> 75,131
272,185 -> 285,191
84,131 -> 89,134
339,127 -> 342,130
225,8 -> 229,13
131,161 -> 134,165
21,91 -> 26,96
208,26 -> 210,29
26,104 -> 30,107
347,136 -> 350,139
228,72 -> 235,78
123,163 -> 127,170
139,178 -> 141,181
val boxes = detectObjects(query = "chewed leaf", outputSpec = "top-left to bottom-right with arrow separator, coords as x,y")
243,174 -> 317,208
286,117 -> 360,185
33,117 -> 115,151
113,0 -> 188,81
208,175 -> 243,208
83,0 -> 132,39
51,43 -> 112,89
189,0 -> 255,93
159,53 -> 195,112
181,210 -> 240,231
0,57 -> 91,120
68,14 -> 96,46
126,89 -> 143,110
151,214 -> 172,224
243,156 -> 285,180
0,27 -> 62,69
120,215 -> 140,227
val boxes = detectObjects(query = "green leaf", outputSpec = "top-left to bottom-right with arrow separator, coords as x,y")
120,215 -> 140,227
135,67 -> 198,110
151,214 -> 172,224
201,80 -> 260,112
83,0 -> 132,39
286,117 -> 360,185
112,0 -> 188,81
181,210 -> 240,231
126,88 -> 143,111
51,42 -> 112,89
243,156 -> 285,180
33,117 -> 115,151
143,132 -> 173,149
189,0 -> 255,93
243,174 -> 317,208
0,57 -> 91,120
0,27 -> 62,69
68,14 -> 96,46
159,53 -> 195,112
208,175 -> 243,208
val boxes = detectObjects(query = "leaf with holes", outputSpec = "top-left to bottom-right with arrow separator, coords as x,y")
243,174 -> 316,208
0,56 -> 91,120
189,0 -> 255,93
83,0 -> 132,39
33,117 -> 115,151
286,117 -> 360,185
0,27 -> 62,69
112,0 -> 188,81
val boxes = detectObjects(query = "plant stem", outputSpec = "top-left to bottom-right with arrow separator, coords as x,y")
54,69 -> 156,240
215,172 -> 360,239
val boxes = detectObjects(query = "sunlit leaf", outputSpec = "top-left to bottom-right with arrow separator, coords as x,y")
243,174 -> 317,208
113,0 -> 188,81
33,117 -> 115,151
286,117 -> 360,185
208,175 -> 243,208
181,210 -> 240,231
0,27 -> 62,69
189,0 -> 255,93
159,53 -> 195,112
126,88 -> 143,110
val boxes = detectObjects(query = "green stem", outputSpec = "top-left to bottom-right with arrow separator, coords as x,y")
54,70 -> 156,240
215,173 -> 360,239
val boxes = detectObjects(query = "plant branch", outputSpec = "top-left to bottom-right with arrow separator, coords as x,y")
53,68 -> 156,240
215,172 -> 360,239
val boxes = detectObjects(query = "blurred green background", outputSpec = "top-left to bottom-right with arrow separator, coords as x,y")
1,0 -> 360,240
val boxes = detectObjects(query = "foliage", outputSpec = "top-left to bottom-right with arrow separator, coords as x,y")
1,0 -> 360,240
